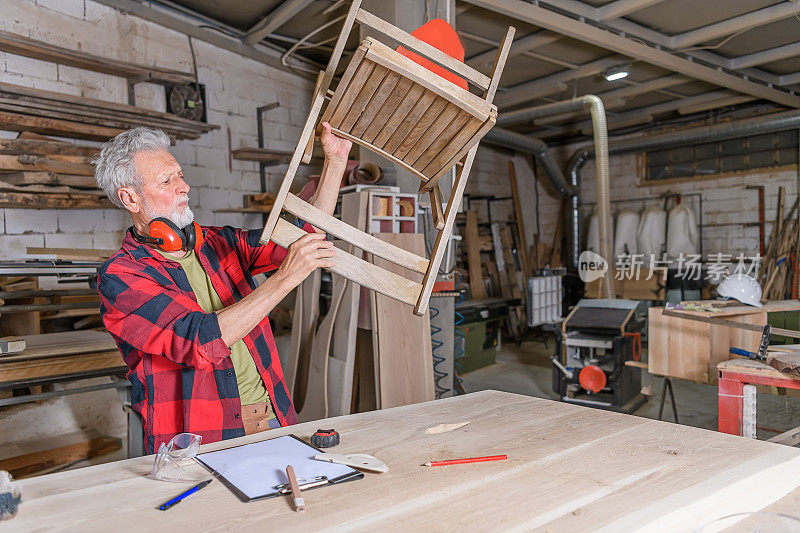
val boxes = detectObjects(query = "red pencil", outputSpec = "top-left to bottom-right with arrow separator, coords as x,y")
423,455 -> 507,467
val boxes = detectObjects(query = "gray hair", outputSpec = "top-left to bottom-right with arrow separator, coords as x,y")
94,127 -> 171,209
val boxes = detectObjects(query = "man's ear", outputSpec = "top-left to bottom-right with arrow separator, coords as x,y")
118,187 -> 141,213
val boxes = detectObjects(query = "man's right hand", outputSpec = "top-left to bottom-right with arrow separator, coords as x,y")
274,232 -> 335,289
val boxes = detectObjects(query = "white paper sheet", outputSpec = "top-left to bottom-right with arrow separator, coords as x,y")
195,435 -> 358,500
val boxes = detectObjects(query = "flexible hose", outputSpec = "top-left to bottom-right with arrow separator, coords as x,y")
585,95 -> 613,299
453,272 -> 465,393
429,303 -> 449,398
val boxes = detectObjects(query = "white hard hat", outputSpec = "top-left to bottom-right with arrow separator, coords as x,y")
717,273 -> 763,307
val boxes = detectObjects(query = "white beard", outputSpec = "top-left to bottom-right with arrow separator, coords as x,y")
143,197 -> 195,228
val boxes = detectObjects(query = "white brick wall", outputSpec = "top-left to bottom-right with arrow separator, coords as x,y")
0,0 -> 316,259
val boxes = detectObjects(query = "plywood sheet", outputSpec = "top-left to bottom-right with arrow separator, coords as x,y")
648,307 -> 764,383
370,233 -> 434,408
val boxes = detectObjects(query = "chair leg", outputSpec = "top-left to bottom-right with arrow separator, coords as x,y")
415,144 -> 480,316
261,0 -> 363,244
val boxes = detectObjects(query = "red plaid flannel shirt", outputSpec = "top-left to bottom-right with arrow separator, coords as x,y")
98,225 -> 299,454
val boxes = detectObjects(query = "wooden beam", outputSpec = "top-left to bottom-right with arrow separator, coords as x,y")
243,0 -> 316,46
0,29 -> 195,86
0,191 -> 113,209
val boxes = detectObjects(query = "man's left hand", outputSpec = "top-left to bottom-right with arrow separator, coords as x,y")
320,122 -> 352,162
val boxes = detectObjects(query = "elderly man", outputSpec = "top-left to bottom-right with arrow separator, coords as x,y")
95,124 -> 350,454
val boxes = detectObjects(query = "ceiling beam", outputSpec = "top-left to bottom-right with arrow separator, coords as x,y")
243,0 -> 315,46
467,30 -> 563,68
678,95 -> 756,115
596,0 -> 666,21
538,89 -> 743,136
670,3 -> 800,49
780,72 -> 800,86
460,30 -> 577,69
500,75 -> 686,126
543,0 -> 786,88
496,56 -> 621,107
531,75 -> 689,125
730,42 -> 800,69
463,0 -> 800,108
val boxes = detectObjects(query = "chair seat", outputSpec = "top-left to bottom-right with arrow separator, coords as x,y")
321,38 -> 497,188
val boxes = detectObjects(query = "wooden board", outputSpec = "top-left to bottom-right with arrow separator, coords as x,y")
327,278 -> 359,417
508,160 -> 531,278
0,29 -> 194,86
298,273 -> 347,423
0,351 -> 123,382
370,233 -> 434,409
9,391 -> 800,531
0,330 -> 115,363
286,270 -> 321,411
328,191 -> 368,417
1,171 -> 97,188
464,210 -> 485,299
0,430 -> 108,478
648,306 -> 765,383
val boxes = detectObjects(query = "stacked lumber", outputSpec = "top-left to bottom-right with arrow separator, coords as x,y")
760,188 -> 799,300
458,209 -> 527,339
0,330 -> 121,383
0,81 -> 217,141
0,134 -> 112,208
0,429 -> 121,479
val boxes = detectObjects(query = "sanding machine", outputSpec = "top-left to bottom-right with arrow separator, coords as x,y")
552,299 -> 646,413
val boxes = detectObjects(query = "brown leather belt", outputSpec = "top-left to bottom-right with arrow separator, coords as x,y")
241,401 -> 276,435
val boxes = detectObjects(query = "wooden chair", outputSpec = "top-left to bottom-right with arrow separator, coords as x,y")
260,0 -> 514,316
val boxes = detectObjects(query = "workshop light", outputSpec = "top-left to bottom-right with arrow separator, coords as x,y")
605,65 -> 629,82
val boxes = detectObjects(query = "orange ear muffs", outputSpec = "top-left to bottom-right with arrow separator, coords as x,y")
133,219 -> 204,252
185,221 -> 204,251
148,218 -> 186,252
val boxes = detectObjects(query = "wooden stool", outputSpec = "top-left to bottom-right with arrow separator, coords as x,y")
260,0 -> 514,315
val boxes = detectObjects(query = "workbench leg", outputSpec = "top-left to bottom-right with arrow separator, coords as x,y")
718,374 -> 744,436
657,377 -> 679,423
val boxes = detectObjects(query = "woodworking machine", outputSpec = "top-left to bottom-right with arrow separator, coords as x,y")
552,299 -> 646,413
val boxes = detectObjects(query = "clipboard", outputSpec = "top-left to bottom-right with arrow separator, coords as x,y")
195,434 -> 363,502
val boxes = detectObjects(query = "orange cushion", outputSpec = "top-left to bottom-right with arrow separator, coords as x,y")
396,18 -> 468,90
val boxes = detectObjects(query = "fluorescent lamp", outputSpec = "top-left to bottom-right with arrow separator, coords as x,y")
605,67 -> 629,82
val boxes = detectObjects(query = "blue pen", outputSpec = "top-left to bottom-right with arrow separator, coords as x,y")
158,479 -> 212,511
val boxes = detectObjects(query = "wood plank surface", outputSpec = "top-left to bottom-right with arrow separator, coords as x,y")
370,233 -> 434,409
350,70 -> 401,138
8,391 -> 800,531
370,82 -> 425,148
338,63 -> 388,132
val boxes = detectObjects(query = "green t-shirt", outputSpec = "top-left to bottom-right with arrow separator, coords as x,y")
155,248 -> 276,413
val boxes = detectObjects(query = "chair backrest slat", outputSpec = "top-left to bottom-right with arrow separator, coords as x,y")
355,8 -> 491,90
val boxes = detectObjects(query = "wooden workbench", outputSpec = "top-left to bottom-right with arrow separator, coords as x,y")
648,300 -> 800,384
7,390 -> 800,531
